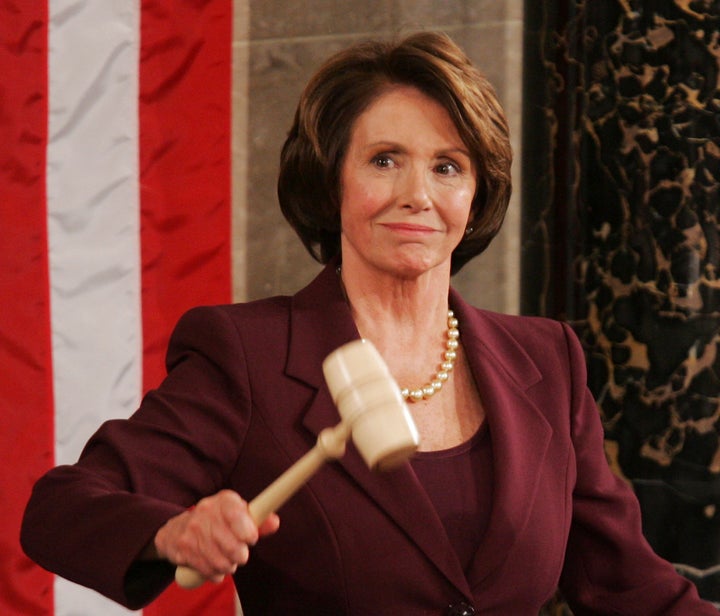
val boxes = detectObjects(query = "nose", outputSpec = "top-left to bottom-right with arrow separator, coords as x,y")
399,165 -> 432,211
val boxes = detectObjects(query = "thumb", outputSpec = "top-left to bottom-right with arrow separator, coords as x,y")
257,513 -> 280,537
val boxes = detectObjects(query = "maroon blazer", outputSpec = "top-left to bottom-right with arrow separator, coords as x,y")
21,261 -> 717,615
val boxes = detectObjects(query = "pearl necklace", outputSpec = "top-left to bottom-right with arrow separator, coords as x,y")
401,310 -> 459,402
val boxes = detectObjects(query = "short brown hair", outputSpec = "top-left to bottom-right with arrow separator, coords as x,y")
277,31 -> 513,274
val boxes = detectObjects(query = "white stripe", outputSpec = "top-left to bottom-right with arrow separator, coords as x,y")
47,1 -> 142,614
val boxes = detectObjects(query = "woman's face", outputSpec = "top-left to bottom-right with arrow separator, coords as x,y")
339,85 -> 476,279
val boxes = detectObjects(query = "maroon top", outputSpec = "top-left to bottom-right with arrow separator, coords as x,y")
411,423 -> 492,573
21,261 -> 718,614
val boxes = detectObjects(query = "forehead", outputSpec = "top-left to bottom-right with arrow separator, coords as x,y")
348,85 -> 464,148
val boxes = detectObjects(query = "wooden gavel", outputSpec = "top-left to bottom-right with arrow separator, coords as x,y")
175,338 -> 420,589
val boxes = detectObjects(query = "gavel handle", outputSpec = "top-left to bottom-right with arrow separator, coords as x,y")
174,422 -> 351,589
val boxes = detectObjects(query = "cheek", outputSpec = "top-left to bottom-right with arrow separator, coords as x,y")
341,179 -> 386,222
339,186 -> 368,233
447,187 -> 475,226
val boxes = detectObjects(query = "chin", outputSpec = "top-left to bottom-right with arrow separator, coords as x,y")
383,257 -> 449,280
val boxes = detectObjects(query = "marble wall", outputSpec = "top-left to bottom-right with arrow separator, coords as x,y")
230,0 -> 524,315
523,0 -> 720,607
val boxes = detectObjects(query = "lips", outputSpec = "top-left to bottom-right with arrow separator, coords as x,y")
382,222 -> 437,234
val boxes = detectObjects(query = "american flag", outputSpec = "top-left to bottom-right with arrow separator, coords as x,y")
2,1 -> 238,613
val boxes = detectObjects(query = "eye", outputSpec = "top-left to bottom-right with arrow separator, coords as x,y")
436,161 -> 461,176
371,154 -> 395,169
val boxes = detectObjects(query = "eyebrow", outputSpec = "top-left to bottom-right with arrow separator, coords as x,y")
439,147 -> 472,159
363,141 -> 472,159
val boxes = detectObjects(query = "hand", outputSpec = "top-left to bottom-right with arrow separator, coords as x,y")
154,490 -> 280,582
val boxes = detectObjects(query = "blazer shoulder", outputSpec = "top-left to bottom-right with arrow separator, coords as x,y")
180,295 -> 293,329
456,301 -> 585,389
167,296 -> 294,365
466,306 -> 578,358
475,308 -> 564,336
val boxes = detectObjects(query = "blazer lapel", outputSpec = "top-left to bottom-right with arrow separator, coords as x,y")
450,292 -> 553,585
286,263 -> 474,600
303,390 -> 474,599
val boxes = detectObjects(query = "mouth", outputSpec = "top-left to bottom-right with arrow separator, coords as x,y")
381,222 -> 437,235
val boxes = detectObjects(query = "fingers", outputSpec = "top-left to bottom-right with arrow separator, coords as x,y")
155,490 -> 276,580
258,512 -> 281,537
216,491 -> 260,548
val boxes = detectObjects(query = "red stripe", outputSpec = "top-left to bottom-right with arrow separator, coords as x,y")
138,0 -> 235,613
0,5 -> 54,615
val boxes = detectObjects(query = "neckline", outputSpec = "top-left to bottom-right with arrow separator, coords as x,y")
411,421 -> 488,460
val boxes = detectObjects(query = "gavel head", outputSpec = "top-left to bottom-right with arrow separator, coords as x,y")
322,339 -> 420,471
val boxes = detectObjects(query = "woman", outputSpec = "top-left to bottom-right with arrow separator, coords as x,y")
21,32 -> 717,615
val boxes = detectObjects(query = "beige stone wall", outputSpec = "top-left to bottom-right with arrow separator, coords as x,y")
232,0 -> 524,314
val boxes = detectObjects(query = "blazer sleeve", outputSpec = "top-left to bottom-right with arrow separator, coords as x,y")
557,322 -> 717,615
21,305 -> 253,609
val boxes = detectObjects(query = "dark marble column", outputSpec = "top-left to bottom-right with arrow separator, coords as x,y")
523,0 -> 720,605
